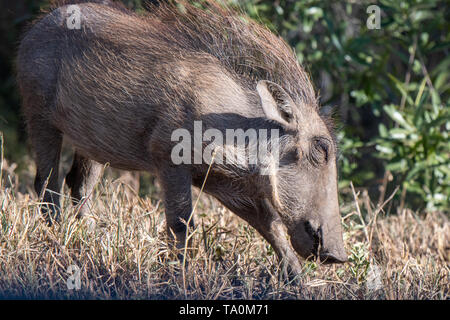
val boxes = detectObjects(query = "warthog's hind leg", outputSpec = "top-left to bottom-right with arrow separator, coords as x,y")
65,152 -> 103,218
28,119 -> 63,224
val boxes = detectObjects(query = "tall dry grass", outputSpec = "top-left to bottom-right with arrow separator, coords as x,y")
0,151 -> 448,299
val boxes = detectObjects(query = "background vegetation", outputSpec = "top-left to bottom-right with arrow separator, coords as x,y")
0,0 -> 448,299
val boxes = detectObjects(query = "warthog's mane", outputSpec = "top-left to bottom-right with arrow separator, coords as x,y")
153,1 -> 318,107
47,0 -> 318,108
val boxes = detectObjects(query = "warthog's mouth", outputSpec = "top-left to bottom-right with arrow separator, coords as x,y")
261,198 -> 312,259
303,222 -> 347,264
303,221 -> 322,258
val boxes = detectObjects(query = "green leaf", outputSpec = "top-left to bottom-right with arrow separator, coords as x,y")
383,104 -> 415,131
376,144 -> 393,154
405,161 -> 430,180
387,74 -> 414,106
386,159 -> 407,172
379,123 -> 388,138
305,7 -> 323,20
415,78 -> 427,107
425,114 -> 450,130
390,128 -> 413,140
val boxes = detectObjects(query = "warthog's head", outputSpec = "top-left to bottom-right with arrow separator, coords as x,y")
256,80 -> 347,264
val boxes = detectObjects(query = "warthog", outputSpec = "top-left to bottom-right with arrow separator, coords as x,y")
17,0 -> 347,275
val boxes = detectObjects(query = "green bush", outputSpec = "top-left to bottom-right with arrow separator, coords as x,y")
376,80 -> 449,211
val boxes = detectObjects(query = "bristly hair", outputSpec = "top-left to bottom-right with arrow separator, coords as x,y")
47,0 -> 318,109
150,0 -> 318,107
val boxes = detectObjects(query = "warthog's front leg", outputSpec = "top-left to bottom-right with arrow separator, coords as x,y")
261,220 -> 303,279
239,199 -> 303,278
159,167 -> 194,254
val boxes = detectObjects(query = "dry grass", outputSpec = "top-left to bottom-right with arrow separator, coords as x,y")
0,155 -> 448,299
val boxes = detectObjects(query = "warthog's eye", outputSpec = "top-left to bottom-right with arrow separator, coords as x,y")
309,137 -> 330,166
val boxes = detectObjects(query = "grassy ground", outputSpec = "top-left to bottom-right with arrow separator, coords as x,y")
0,154 -> 448,299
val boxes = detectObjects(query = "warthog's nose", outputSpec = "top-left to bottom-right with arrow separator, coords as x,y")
304,221 -> 348,264
303,220 -> 348,264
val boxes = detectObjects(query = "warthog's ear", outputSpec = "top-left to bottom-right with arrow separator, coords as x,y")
257,80 -> 295,125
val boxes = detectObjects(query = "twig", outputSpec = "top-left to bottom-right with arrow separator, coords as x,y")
417,49 -> 439,101
369,186 -> 399,249
182,149 -> 217,298
350,181 -> 370,244
399,36 -> 417,112
377,170 -> 391,208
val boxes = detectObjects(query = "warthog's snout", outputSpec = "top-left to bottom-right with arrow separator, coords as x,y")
293,219 -> 347,265
317,219 -> 348,264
